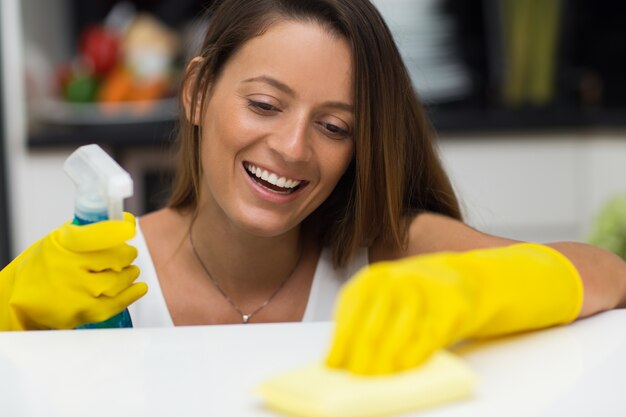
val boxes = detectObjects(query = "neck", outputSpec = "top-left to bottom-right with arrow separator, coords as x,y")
188,204 -> 303,299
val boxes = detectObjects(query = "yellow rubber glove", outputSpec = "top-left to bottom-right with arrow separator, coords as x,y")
326,243 -> 583,375
0,213 -> 147,330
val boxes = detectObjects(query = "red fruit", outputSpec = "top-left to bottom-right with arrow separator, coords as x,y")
54,63 -> 72,94
54,57 -> 94,98
79,25 -> 120,76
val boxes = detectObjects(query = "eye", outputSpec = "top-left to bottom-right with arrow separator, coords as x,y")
247,99 -> 280,114
317,121 -> 351,140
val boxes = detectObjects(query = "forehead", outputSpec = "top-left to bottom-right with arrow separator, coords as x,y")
219,19 -> 354,102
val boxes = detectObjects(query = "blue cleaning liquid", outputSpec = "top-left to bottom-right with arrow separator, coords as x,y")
73,213 -> 133,329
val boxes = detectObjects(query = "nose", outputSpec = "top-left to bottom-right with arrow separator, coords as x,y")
267,115 -> 312,162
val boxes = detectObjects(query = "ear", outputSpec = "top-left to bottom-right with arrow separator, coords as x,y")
182,56 -> 207,126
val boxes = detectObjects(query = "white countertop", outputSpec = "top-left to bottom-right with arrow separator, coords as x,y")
0,310 -> 625,417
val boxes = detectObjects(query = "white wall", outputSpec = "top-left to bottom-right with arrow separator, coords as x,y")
2,0 -> 74,254
438,130 -> 626,243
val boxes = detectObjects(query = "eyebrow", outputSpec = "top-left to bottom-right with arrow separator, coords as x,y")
244,75 -> 295,96
242,75 -> 354,112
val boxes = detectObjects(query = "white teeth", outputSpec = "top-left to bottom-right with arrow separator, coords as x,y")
244,163 -> 302,189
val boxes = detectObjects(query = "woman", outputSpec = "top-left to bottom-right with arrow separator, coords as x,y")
136,0 -> 457,327
2,0 -> 625,376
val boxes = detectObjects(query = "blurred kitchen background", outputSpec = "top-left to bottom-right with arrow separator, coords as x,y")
2,0 -> 626,267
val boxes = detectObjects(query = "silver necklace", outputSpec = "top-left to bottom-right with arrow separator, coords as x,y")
189,231 -> 299,324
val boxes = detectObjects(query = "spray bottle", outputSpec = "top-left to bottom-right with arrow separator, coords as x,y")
64,144 -> 134,328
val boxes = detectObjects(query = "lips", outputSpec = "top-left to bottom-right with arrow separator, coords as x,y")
243,162 -> 306,194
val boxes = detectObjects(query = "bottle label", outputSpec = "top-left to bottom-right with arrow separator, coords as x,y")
73,214 -> 134,329
72,213 -> 108,225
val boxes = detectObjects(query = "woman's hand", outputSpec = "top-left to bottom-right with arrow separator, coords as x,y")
0,212 -> 147,330
326,243 -> 583,375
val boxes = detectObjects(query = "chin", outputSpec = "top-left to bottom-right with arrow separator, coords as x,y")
234,212 -> 300,238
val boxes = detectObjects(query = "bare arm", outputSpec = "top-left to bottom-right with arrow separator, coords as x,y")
370,212 -> 626,318
545,241 -> 626,316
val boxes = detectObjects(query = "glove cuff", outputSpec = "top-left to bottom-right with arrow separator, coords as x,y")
467,242 -> 584,338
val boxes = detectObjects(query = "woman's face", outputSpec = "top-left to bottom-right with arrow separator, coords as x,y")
193,20 -> 355,237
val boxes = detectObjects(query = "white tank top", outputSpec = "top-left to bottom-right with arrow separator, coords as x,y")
128,223 -> 369,327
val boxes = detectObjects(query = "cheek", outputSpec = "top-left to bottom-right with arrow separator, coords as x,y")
203,105 -> 259,155
322,143 -> 354,185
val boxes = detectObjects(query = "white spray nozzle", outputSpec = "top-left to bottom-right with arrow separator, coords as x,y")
64,144 -> 133,221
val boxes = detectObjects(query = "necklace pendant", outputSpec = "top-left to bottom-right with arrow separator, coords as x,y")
242,314 -> 250,324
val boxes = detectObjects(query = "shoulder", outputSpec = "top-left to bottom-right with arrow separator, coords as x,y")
140,207 -> 188,237
369,212 -> 517,262
138,207 -> 190,264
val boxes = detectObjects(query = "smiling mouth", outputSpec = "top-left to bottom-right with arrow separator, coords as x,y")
244,162 -> 306,194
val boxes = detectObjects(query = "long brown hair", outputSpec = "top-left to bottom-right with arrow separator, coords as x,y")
168,0 -> 462,268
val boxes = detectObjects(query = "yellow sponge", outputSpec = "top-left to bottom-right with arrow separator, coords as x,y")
257,350 -> 476,417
